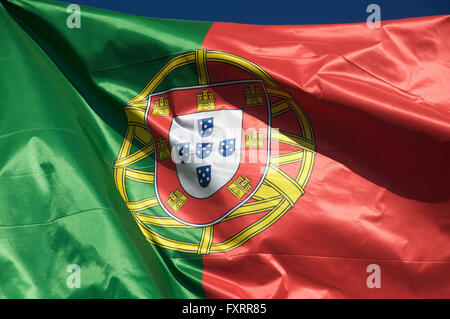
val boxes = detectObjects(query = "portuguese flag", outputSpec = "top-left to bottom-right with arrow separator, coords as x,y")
1,0 -> 449,298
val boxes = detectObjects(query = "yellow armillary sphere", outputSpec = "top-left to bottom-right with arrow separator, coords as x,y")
114,49 -> 316,254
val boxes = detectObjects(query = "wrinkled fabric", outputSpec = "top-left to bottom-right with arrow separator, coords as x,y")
0,0 -> 210,298
0,0 -> 449,299
202,17 -> 450,298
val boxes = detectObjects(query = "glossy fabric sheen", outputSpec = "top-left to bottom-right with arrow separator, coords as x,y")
0,0 -> 210,298
201,17 -> 450,297
1,0 -> 449,299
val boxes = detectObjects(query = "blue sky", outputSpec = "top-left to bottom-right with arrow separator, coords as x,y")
59,0 -> 449,25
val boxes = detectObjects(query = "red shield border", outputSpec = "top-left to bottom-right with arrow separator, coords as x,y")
145,80 -> 271,227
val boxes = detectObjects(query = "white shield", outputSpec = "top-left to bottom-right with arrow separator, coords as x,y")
169,109 -> 243,198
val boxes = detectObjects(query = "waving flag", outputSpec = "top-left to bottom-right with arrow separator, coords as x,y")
0,0 -> 449,298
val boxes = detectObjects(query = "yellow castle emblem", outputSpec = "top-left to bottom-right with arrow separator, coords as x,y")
196,89 -> 216,111
151,96 -> 170,116
156,137 -> 170,161
245,130 -> 264,148
166,189 -> 188,212
227,176 -> 253,200
245,85 -> 264,107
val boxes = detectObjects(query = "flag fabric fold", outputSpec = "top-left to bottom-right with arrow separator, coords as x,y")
0,0 -> 449,298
